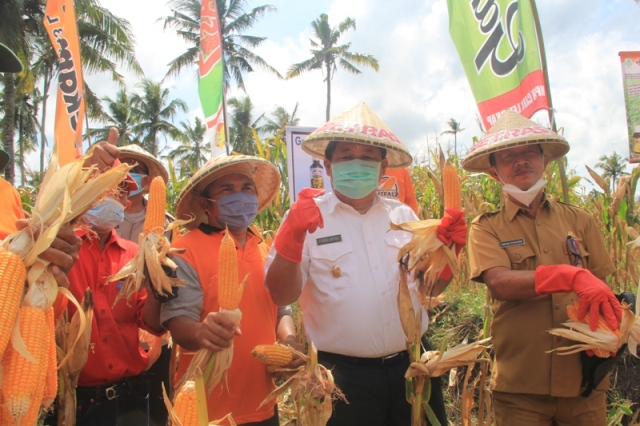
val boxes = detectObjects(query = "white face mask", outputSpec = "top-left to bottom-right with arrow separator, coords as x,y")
501,178 -> 546,207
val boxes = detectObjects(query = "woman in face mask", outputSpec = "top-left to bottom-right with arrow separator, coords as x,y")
159,155 -> 301,425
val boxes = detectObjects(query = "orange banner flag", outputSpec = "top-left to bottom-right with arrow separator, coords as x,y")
44,0 -> 85,165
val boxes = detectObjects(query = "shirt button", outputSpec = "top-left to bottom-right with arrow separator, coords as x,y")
108,364 -> 113,370
515,254 -> 521,260
536,221 -> 541,226
103,338 -> 108,343
555,303 -> 560,310
543,248 -> 549,253
101,309 -> 106,315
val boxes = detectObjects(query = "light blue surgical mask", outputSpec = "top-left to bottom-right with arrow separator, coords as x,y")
210,192 -> 259,231
129,173 -> 146,197
331,159 -> 381,200
83,198 -> 126,233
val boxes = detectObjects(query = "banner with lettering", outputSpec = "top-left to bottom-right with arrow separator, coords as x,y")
200,0 -> 226,152
44,0 -> 85,165
619,51 -> 640,163
447,0 -> 549,130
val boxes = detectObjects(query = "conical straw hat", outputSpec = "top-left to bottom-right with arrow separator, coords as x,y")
462,110 -> 569,173
118,144 -> 169,184
176,154 -> 280,230
302,102 -> 412,167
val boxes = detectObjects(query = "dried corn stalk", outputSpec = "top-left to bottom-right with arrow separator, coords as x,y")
177,232 -> 248,393
110,176 -> 189,305
259,342 -> 344,426
547,301 -> 635,357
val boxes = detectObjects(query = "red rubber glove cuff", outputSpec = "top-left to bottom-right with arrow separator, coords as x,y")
273,188 -> 324,263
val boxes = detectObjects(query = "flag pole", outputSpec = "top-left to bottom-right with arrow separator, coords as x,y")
529,0 -> 569,202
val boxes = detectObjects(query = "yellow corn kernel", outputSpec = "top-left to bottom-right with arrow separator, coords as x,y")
218,232 -> 242,310
174,381 -> 199,426
143,176 -> 167,235
0,247 -> 27,355
442,162 -> 461,211
252,344 -> 294,367
42,307 -> 58,410
2,306 -> 47,424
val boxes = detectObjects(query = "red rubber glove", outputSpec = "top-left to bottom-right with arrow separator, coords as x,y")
273,188 -> 324,263
534,264 -> 622,331
437,208 -> 467,248
437,209 -> 467,280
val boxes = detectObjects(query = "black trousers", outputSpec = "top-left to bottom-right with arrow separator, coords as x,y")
147,344 -> 171,426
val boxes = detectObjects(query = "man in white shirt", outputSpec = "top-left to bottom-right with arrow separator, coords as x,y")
265,103 -> 467,425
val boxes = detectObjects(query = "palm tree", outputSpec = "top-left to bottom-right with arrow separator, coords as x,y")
89,89 -> 139,146
130,79 -> 188,157
261,103 -> 300,136
162,0 -> 281,91
287,14 -> 379,121
595,151 -> 629,191
227,95 -> 264,155
441,118 -> 465,158
13,90 -> 41,185
165,117 -> 208,173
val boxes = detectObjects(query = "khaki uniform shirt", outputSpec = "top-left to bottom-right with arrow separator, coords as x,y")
469,194 -> 614,397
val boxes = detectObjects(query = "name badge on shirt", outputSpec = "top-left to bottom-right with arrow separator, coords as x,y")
499,238 -> 525,248
316,235 -> 342,246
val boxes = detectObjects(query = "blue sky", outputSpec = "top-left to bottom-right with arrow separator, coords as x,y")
60,0 -> 640,190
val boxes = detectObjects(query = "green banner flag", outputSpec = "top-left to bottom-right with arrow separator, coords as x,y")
447,0 -> 549,129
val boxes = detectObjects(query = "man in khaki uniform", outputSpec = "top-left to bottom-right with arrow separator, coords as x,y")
462,111 -> 622,425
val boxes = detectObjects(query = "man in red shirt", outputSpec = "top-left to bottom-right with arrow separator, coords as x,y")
64,176 -> 164,425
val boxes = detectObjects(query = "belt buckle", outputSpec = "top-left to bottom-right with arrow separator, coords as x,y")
381,352 -> 398,364
105,384 -> 118,400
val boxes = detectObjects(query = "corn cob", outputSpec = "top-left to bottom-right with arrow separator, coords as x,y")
0,247 -> 27,355
143,176 -> 166,236
442,162 -> 461,211
42,307 -> 58,410
566,300 -> 621,357
2,305 -> 47,425
252,344 -> 295,367
173,381 -> 200,426
218,231 -> 243,310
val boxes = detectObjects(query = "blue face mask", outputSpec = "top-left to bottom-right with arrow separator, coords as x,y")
211,192 -> 259,231
129,173 -> 146,197
331,159 -> 381,200
83,198 -> 126,233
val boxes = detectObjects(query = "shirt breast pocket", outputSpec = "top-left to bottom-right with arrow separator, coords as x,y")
504,245 -> 536,271
563,238 -> 591,267
310,241 -> 355,290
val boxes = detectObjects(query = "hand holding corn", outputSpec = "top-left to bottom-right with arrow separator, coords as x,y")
274,187 -> 324,263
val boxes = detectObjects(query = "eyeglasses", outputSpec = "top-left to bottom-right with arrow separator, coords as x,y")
566,233 -> 583,268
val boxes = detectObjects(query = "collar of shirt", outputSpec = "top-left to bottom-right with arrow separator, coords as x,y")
321,191 -> 384,216
504,191 -> 552,221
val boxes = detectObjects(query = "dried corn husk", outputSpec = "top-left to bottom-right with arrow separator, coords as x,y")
405,338 -> 492,379
2,153 -> 131,310
547,303 -> 635,357
629,314 -> 640,357
259,343 -> 344,426
391,219 -> 458,305
109,219 -> 190,306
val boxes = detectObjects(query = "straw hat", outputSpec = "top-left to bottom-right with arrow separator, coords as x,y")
118,144 -> 169,183
176,155 -> 280,230
0,43 -> 23,74
302,102 -> 412,167
462,110 -> 570,173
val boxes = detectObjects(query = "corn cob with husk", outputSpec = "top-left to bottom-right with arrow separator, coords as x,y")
55,287 -> 94,426
163,368 -> 237,426
2,149 -> 132,311
0,247 -> 27,356
177,231 -> 248,393
391,161 -> 463,306
547,300 -> 635,357
259,342 -> 344,426
110,176 -> 188,305
624,226 -> 640,357
405,338 -> 492,380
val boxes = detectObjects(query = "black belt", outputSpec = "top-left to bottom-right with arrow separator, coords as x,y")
76,374 -> 150,402
318,350 -> 408,367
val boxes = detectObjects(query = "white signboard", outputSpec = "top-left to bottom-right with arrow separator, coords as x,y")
285,126 -> 332,202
